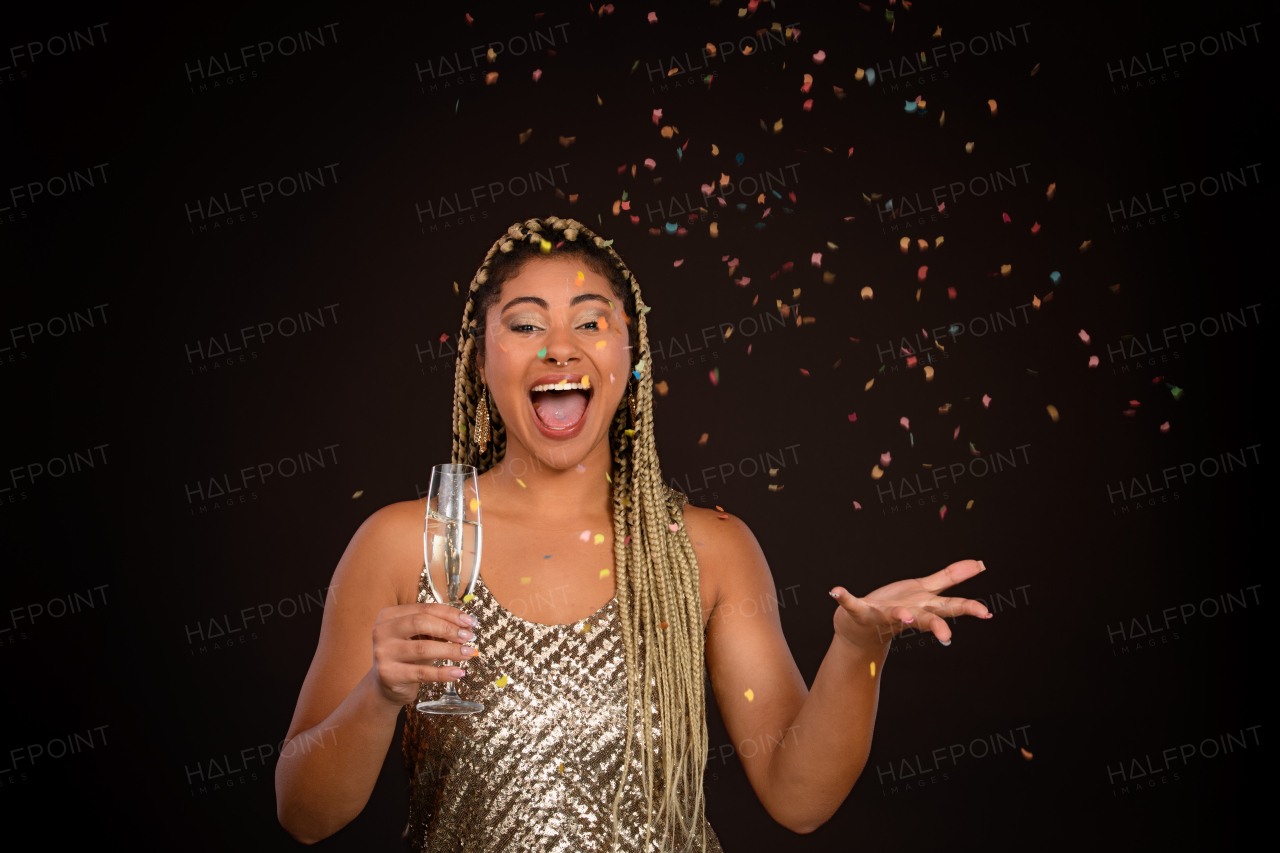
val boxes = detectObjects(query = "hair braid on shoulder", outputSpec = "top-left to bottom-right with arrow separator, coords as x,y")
445,217 -> 707,851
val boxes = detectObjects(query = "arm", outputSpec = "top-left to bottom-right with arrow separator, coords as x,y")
274,503 -> 478,844
692,509 -> 989,834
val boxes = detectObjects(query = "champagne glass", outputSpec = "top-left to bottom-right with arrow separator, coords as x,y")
417,463 -> 485,715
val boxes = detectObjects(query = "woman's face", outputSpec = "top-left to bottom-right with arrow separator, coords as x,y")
479,257 -> 632,469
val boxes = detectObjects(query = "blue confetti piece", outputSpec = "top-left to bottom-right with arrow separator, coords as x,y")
633,369 -> 641,380
772,190 -> 782,198
735,153 -> 745,165
1049,271 -> 1061,284
736,203 -> 747,211
676,147 -> 683,162
949,324 -> 961,335
866,68 -> 877,85
884,199 -> 894,211
782,207 -> 794,214
543,555 -> 552,559
754,222 -> 767,229
664,222 -> 677,233
904,100 -> 917,113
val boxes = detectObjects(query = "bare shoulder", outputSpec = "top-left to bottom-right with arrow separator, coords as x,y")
339,499 -> 425,606
680,504 -> 772,602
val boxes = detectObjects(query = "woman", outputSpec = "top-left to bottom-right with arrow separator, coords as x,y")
275,217 -> 992,851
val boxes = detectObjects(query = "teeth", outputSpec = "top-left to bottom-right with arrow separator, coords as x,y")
531,382 -> 590,392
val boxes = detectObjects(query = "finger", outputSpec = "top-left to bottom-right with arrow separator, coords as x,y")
915,610 -> 953,645
923,596 -> 992,620
377,602 -> 477,628
389,663 -> 468,684
403,638 -> 479,662
918,559 -> 985,594
392,611 -> 477,643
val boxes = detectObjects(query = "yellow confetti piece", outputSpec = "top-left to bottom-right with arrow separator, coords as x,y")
351,490 -> 364,499
744,688 -> 754,702
486,48 -> 497,63
516,479 -> 527,488
581,374 -> 591,388
462,593 -> 476,603
1046,405 -> 1060,422
924,366 -> 935,381
494,675 -> 510,688
1046,182 -> 1057,201
595,340 -> 607,349
964,141 -> 975,153
711,143 -> 719,155
915,288 -> 922,302
624,428 -> 635,437
709,222 -> 719,238
871,464 -> 884,480
870,662 -> 876,677
966,500 -> 974,510
540,238 -> 552,253
469,498 -> 479,512
935,235 -> 945,247
864,378 -> 875,391
520,577 -> 531,584
823,271 -> 836,283
599,569 -> 611,579
1079,240 -> 1092,252
1000,264 -> 1012,277
558,762 -> 564,772
593,533 -> 605,545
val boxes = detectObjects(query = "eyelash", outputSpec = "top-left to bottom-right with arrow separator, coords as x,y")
509,321 -> 600,333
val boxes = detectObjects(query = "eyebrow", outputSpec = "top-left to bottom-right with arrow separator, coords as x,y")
501,293 -> 613,312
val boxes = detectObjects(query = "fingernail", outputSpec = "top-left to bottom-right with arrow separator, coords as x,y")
449,668 -> 466,678
983,613 -> 994,619
461,645 -> 477,657
939,639 -> 952,647
903,617 -> 915,624
978,560 -> 987,572
458,628 -> 475,641
829,589 -> 841,599
461,614 -> 479,627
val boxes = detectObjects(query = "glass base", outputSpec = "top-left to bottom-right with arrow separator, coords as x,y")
417,696 -> 485,715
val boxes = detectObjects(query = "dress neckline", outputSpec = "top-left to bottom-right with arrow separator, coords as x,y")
475,574 -> 618,630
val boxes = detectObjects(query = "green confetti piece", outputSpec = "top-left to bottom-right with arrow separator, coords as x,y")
1169,385 -> 1185,401
630,60 -> 639,73
537,347 -> 547,358
622,190 -> 629,201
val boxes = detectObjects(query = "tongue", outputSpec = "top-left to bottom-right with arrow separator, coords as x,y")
533,390 -> 589,428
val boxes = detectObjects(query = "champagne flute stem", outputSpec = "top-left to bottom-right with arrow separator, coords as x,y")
443,660 -> 460,698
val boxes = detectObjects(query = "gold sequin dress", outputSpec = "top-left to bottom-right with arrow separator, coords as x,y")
402,572 -> 723,853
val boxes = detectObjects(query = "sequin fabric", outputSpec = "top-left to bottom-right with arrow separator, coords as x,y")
402,573 -> 722,853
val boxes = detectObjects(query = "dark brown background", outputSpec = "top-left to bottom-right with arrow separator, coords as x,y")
0,0 -> 1265,849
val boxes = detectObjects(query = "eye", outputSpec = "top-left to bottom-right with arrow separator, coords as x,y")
510,323 -> 540,333
578,320 -> 600,331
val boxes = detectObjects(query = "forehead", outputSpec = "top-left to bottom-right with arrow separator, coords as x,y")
497,257 -> 614,307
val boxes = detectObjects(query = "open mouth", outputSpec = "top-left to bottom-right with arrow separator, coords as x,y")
529,378 -> 593,432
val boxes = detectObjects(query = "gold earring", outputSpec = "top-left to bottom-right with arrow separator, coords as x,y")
628,381 -> 637,423
474,385 -> 491,454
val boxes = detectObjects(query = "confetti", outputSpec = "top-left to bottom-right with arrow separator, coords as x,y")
495,675 -> 510,688
965,500 -> 974,510
1046,405 -> 1060,422
537,347 -> 547,358
880,451 -> 892,467
987,99 -> 998,116
644,158 -> 656,170
1046,183 -> 1057,200
485,72 -> 498,85
673,259 -> 684,267
848,413 -> 858,422
647,11 -> 658,23
521,577 -> 531,584
899,416 -> 910,430
655,380 -> 669,396
900,237 -> 910,253
668,523 -> 679,532
462,593 -> 477,603
709,367 -> 720,386
853,500 -> 863,510
860,286 -> 874,300
870,662 -> 876,677
1031,63 -> 1041,76
1020,748 -> 1033,760
1050,271 -> 1061,284
811,252 -> 822,267
917,265 -> 928,281
1088,355 -> 1099,367
516,479 -> 526,488
982,394 -> 992,408
865,379 -> 875,391
940,505 -> 948,520
871,465 -> 884,480
1031,222 -> 1041,234
351,490 -> 364,499
1078,329 -> 1091,344
1160,421 -> 1171,434
593,534 -> 605,544
486,48 -> 497,63
812,50 -> 826,65
1079,240 -> 1092,252
532,69 -> 542,82
579,530 -> 591,542
1000,264 -> 1012,277
964,142 -> 975,153
924,365 -> 935,381
599,569 -> 611,578
744,688 -> 755,702
698,433 -> 709,446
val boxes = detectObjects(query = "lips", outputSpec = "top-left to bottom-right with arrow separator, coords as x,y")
528,374 -> 593,438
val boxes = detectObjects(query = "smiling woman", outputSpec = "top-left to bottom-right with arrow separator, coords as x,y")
274,216 -> 994,853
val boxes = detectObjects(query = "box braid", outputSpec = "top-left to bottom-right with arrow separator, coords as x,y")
448,216 -> 709,851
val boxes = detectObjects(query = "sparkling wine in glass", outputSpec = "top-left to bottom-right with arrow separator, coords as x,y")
417,463 -> 484,715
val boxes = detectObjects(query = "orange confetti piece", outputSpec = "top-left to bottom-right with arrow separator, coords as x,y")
1021,748 -> 1033,760
1046,405 -> 1060,422
744,688 -> 755,702
987,99 -> 998,116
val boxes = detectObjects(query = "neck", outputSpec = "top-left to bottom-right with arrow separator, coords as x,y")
481,433 -> 616,521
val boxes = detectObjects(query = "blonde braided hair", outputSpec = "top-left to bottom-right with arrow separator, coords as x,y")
450,216 -> 709,851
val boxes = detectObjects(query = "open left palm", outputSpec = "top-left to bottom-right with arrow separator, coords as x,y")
829,559 -> 992,651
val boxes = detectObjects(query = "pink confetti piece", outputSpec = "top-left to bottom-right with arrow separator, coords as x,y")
847,413 -> 858,422
799,368 -> 810,376
880,451 -> 891,467
803,98 -> 813,112
812,49 -> 826,65
953,425 -> 961,440
673,259 -> 684,267
709,368 -> 719,386
629,215 -> 639,224
647,11 -> 658,24
1088,355 -> 1099,367
579,530 -> 591,542
652,108 -> 662,125
701,183 -> 714,196
735,276 -> 751,286
1160,421 -> 1171,434
939,505 -> 948,520
439,333 -> 450,342
1078,329 -> 1091,344
847,147 -> 854,157
947,287 -> 957,300
982,394 -> 992,408
906,356 -> 918,368
668,523 -> 679,531
576,463 -> 587,472
899,416 -> 910,430
624,535 -> 632,544
853,501 -> 863,510
644,158 -> 656,170
917,265 -> 928,281
937,202 -> 946,212
1001,212 -> 1011,223
1129,399 -> 1141,407
1030,222 -> 1041,234
811,252 -> 822,267
532,69 -> 543,82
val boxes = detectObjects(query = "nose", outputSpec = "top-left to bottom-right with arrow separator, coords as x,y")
542,323 -> 580,366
